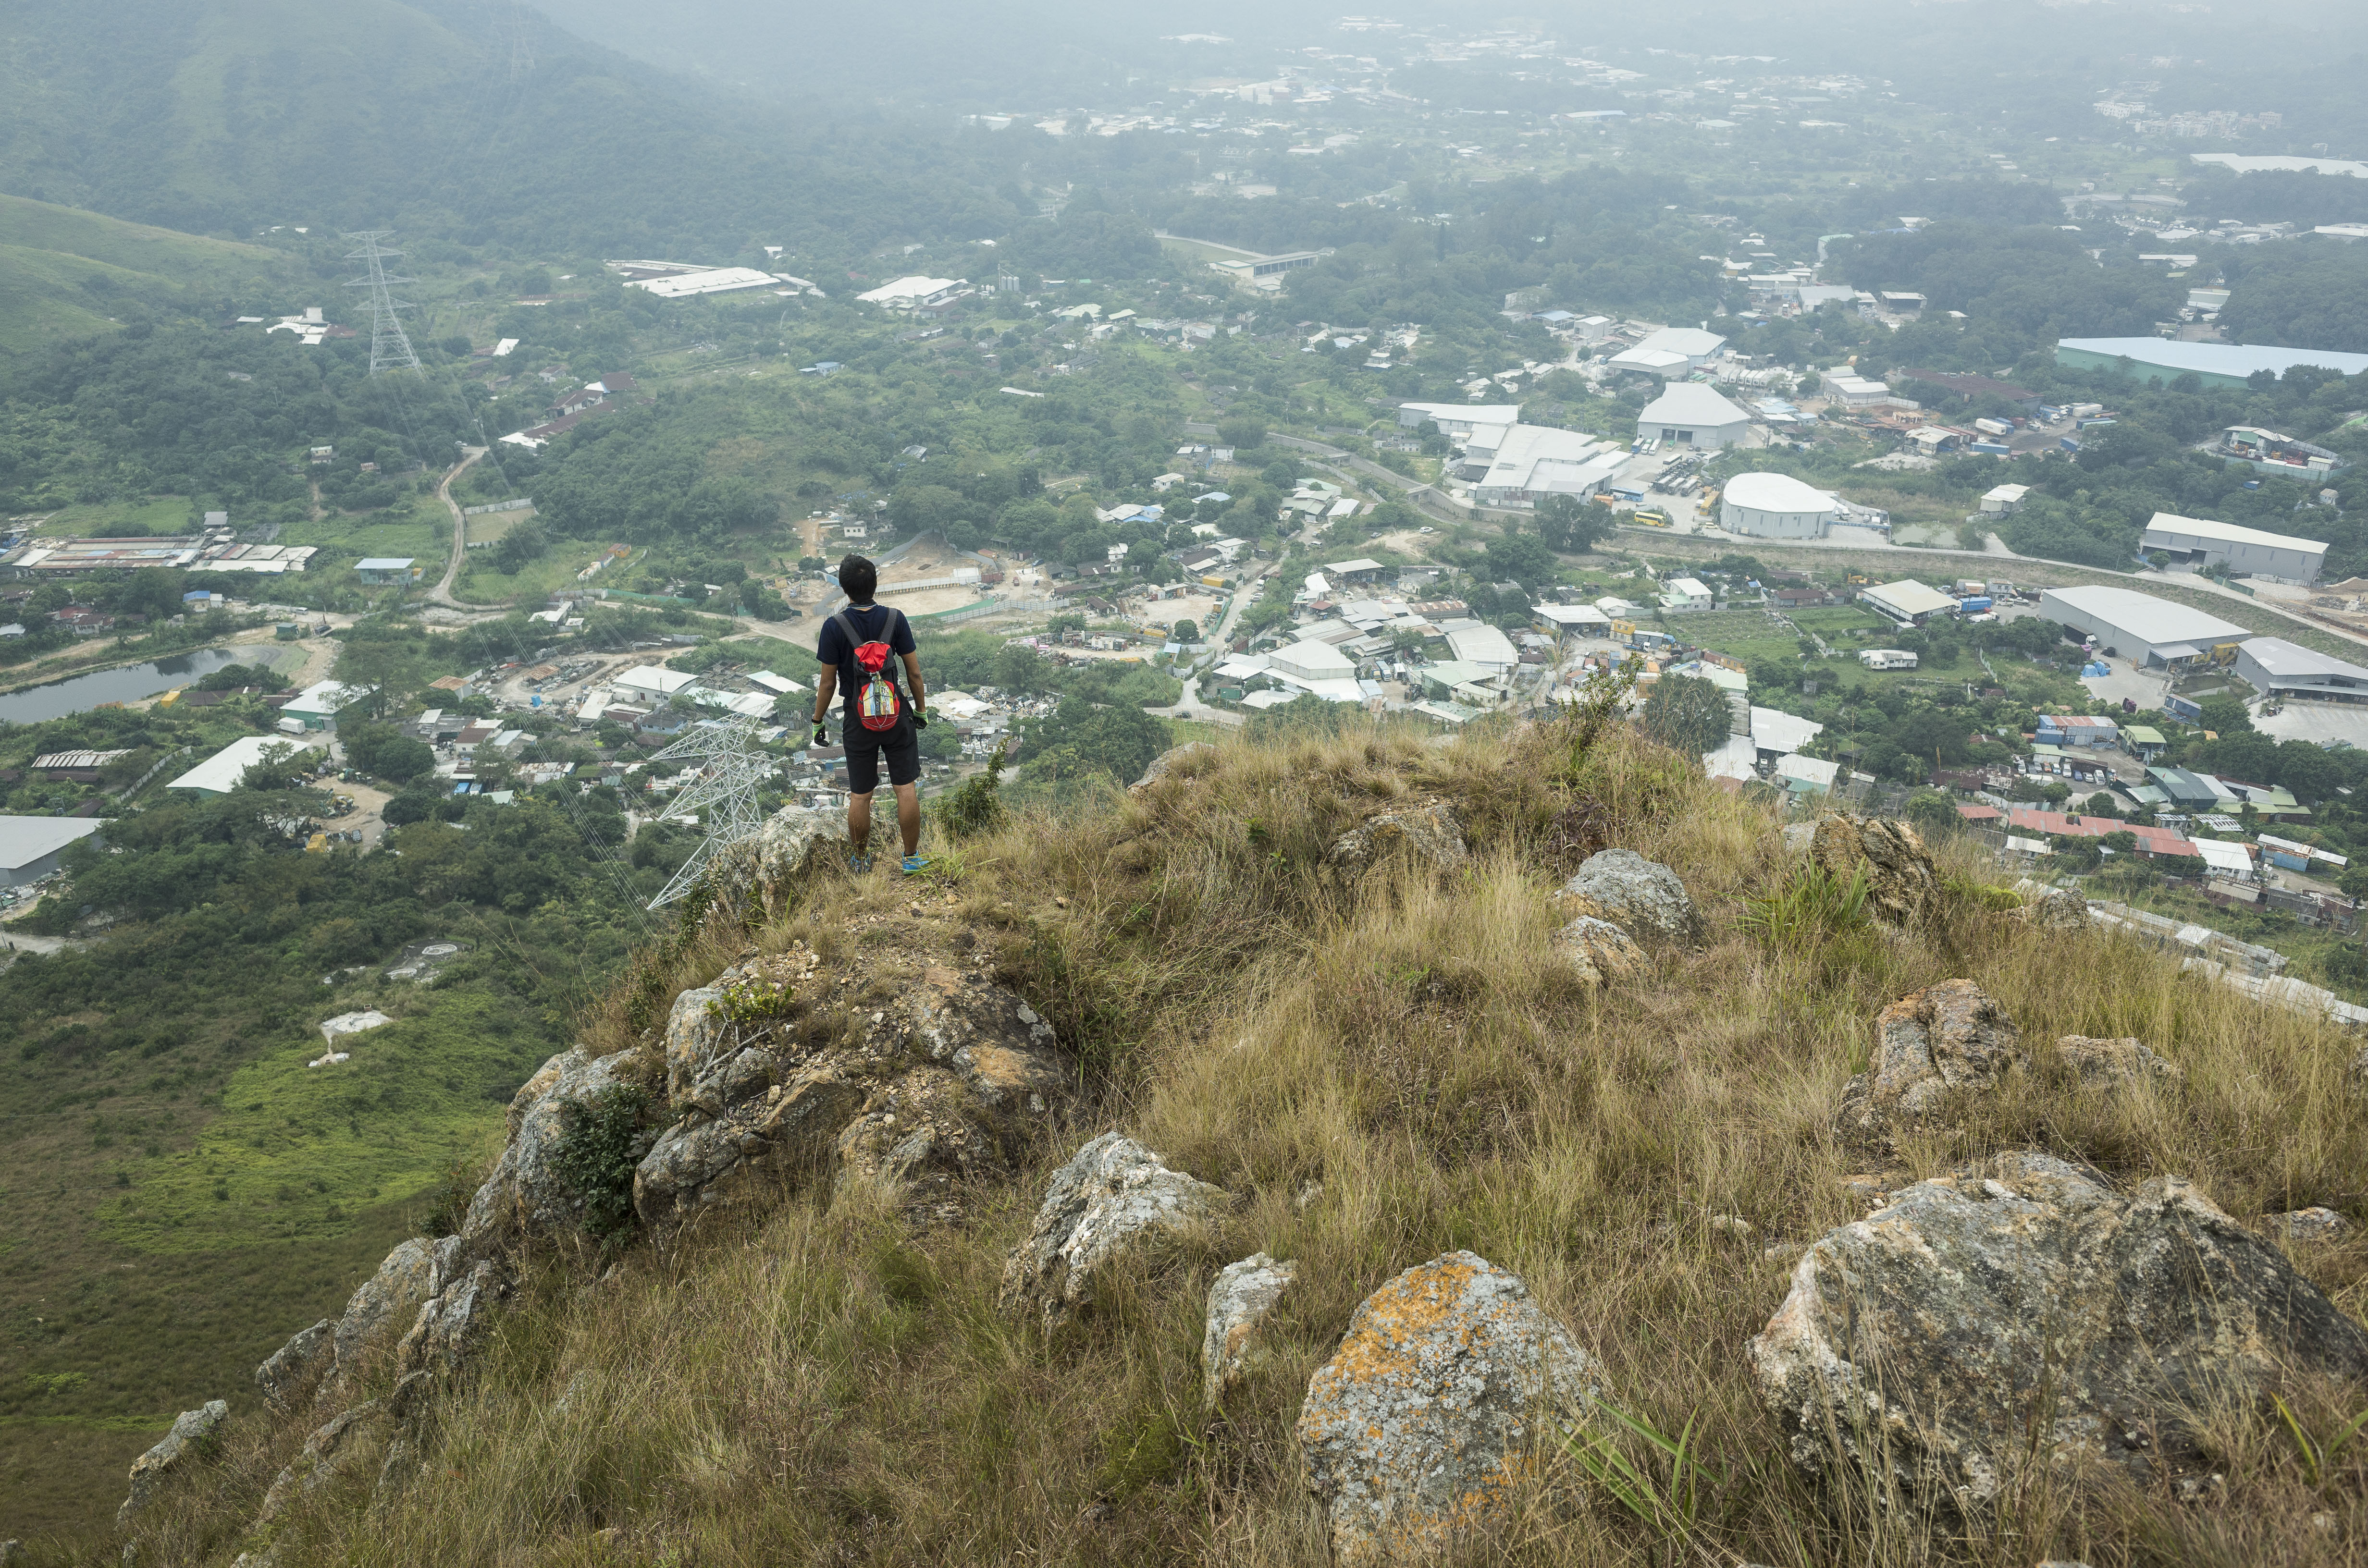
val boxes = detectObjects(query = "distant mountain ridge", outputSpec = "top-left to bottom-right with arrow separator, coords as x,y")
0,0 -> 1011,256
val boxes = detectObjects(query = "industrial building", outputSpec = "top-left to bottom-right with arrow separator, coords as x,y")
355,557 -> 419,586
1607,326 -> 1725,379
281,680 -> 375,731
0,815 -> 107,886
2234,637 -> 2368,703
1636,384 -> 1751,452
2139,512 -> 2329,585
2035,585 -> 2248,667
1859,579 -> 1960,627
1395,402 -> 1521,440
1468,425 -> 1625,505
2053,337 -> 2368,389
166,735 -> 322,800
620,267 -> 779,299
854,276 -> 969,310
1719,471 -> 1837,538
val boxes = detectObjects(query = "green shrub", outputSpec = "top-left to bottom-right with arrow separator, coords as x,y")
551,1084 -> 654,1240
934,743 -> 1008,841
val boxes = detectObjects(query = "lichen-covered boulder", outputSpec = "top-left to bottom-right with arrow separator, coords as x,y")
460,1048 -> 636,1252
1202,1253 -> 1296,1411
118,1400 -> 229,1527
1555,848 -> 1698,943
1836,980 -> 2023,1154
632,947 -> 1070,1233
1550,915 -> 1645,988
1131,741 -> 1215,795
999,1133 -> 1228,1332
1296,1252 -> 1598,1566
2056,1034 -> 2182,1090
1325,803 -> 1469,879
1811,814 -> 1940,930
2022,887 -> 2091,931
2265,1206 -> 2349,1244
255,1320 -> 332,1413
1749,1152 -> 2368,1510
253,1402 -> 384,1531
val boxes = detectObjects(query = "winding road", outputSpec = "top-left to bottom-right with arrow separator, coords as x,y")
430,447 -> 492,609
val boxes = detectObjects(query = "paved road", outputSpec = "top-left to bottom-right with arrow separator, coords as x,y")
429,448 -> 494,609
1155,561 -> 1273,727
1267,435 -> 1464,523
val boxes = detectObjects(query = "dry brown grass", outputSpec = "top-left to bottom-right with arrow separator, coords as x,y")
106,716 -> 2368,1568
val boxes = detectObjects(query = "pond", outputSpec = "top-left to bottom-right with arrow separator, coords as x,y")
0,647 -> 276,726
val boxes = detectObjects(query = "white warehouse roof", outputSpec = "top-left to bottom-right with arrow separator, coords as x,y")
625,267 -> 779,299
856,275 -> 961,306
167,734 -> 321,795
2141,512 -> 2330,560
1446,623 -> 1520,668
1722,472 -> 1835,513
0,814 -> 107,872
1862,579 -> 1959,619
2239,636 -> 2368,682
1639,383 -> 1751,428
2057,337 -> 2368,380
1632,326 -> 1726,358
616,665 -> 700,696
2037,586 -> 2248,647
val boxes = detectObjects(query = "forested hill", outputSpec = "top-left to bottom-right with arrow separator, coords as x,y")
0,0 -> 1016,256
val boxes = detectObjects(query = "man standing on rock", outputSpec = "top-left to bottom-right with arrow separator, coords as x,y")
811,553 -> 930,875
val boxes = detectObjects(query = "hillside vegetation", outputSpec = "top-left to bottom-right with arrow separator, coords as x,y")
0,195 -> 296,357
113,712 -> 2368,1568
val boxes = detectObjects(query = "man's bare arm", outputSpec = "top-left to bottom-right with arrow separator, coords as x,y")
900,649 -> 926,713
811,666 -> 838,723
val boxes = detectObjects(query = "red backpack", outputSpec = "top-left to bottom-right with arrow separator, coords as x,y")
836,608 -> 905,732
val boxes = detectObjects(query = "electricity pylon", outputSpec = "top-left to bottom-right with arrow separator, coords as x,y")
342,231 -> 422,375
642,717 -> 776,909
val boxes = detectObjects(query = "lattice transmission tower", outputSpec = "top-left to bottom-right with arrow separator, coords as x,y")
642,718 -> 778,909
342,231 -> 422,375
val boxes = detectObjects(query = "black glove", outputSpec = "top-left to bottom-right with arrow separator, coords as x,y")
912,707 -> 928,729
813,721 -> 828,747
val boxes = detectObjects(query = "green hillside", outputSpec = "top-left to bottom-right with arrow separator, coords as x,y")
0,194 -> 296,355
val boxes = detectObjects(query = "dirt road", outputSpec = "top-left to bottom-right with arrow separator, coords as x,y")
430,448 -> 492,608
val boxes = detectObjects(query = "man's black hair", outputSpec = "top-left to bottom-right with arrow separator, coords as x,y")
839,554 -> 878,604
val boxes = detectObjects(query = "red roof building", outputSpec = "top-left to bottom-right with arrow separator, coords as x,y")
2005,808 -> 2195,857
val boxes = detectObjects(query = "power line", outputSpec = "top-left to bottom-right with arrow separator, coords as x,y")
641,717 -> 777,909
342,231 -> 422,376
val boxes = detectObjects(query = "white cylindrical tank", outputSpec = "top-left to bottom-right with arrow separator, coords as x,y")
1719,472 -> 1838,539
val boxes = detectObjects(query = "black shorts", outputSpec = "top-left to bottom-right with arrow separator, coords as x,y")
843,721 -> 920,795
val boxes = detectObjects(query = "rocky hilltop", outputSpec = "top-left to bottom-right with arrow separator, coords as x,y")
94,715 -> 2368,1568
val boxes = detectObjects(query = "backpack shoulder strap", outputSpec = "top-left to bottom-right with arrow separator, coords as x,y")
833,608 -> 867,650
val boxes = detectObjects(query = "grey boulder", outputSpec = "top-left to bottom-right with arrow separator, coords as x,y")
1325,803 -> 1469,878
1296,1252 -> 1598,1566
118,1399 -> 229,1527
2021,886 -> 2092,931
998,1133 -> 1228,1331
1131,741 -> 1215,794
1749,1152 -> 2368,1510
2265,1206 -> 2350,1244
322,1238 -> 441,1400
395,1258 -> 510,1380
1202,1252 -> 1297,1411
1555,848 -> 1698,943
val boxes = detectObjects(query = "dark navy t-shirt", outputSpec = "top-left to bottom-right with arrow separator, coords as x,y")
815,602 -> 917,721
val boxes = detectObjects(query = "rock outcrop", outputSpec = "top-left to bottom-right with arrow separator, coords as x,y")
1550,915 -> 1645,988
255,1319 -> 332,1413
394,1258 -> 510,1379
2265,1206 -> 2349,1244
1296,1252 -> 1597,1566
711,803 -> 845,923
1131,741 -> 1215,794
118,1400 -> 228,1527
2055,1034 -> 2182,1090
633,941 -> 1071,1232
253,1402 -> 385,1532
1202,1253 -> 1297,1412
1835,980 -> 2023,1153
1324,803 -> 1469,879
322,1238 -> 442,1399
999,1133 -> 1228,1332
1810,814 -> 1940,930
461,1047 -> 638,1252
2021,886 -> 2091,931
1749,1152 -> 2368,1509
1554,848 -> 1698,943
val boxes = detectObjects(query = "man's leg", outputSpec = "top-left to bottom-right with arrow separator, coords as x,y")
892,782 -> 921,857
848,789 -> 873,856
